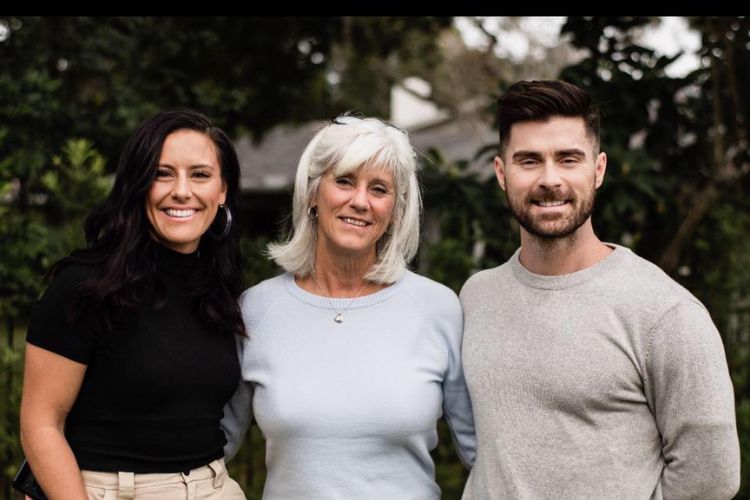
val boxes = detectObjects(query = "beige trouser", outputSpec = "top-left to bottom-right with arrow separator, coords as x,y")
81,459 -> 246,500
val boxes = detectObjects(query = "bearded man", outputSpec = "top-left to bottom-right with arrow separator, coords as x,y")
459,80 -> 740,500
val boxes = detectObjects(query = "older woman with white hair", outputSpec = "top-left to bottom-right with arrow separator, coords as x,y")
221,115 -> 476,499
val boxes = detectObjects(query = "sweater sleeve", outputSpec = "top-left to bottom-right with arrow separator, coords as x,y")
645,300 -> 740,499
221,289 -> 257,461
437,289 -> 477,468
221,388 -> 253,461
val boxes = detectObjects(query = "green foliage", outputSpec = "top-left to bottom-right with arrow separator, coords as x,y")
433,420 -> 470,500
238,234 -> 281,290
44,140 -> 109,211
331,17 -> 451,117
0,211 -> 53,319
43,139 -> 112,248
225,426 -> 267,500
0,136 -> 108,496
0,347 -> 23,495
419,149 -> 517,293
0,17 -> 450,161
0,139 -> 110,319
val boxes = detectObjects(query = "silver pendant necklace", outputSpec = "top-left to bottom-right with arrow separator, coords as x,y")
311,270 -> 370,324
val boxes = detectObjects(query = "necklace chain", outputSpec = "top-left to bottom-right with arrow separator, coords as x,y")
311,270 -> 370,324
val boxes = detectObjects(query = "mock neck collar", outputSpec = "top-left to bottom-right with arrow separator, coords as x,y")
155,243 -> 201,273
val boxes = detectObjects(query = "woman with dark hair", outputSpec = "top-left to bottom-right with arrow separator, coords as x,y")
19,110 -> 247,499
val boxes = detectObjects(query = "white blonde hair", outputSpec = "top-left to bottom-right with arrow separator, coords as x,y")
267,115 -> 421,284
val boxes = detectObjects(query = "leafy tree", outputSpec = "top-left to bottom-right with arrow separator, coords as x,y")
419,148 -> 518,293
0,139 -> 109,496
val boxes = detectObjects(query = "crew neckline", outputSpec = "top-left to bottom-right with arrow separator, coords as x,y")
284,271 -> 407,310
510,243 -> 629,290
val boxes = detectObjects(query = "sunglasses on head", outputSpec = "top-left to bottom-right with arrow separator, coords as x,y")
330,114 -> 407,135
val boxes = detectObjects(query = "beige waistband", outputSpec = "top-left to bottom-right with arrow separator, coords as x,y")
81,458 -> 226,491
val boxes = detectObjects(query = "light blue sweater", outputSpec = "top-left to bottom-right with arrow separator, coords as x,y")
221,271 -> 476,499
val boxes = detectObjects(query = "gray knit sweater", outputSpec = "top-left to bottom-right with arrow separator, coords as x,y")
460,244 -> 739,500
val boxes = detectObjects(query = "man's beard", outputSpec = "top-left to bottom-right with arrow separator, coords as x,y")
505,182 -> 596,240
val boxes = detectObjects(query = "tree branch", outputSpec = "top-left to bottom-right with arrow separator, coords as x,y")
658,19 -> 748,274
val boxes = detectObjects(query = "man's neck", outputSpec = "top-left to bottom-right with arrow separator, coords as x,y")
518,223 -> 613,276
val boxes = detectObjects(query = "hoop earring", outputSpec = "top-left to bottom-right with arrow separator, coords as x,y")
215,204 -> 232,239
307,206 -> 318,221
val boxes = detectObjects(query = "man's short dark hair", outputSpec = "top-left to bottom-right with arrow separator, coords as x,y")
497,80 -> 600,156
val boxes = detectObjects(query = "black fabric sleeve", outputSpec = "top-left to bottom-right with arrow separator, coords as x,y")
26,263 -> 97,365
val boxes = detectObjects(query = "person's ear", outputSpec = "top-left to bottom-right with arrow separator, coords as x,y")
219,180 -> 227,205
494,156 -> 507,191
594,152 -> 607,189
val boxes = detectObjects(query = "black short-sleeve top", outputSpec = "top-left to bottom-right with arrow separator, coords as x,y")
26,245 -> 241,473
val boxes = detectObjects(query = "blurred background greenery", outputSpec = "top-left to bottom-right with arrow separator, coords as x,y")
1,16 -> 748,499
